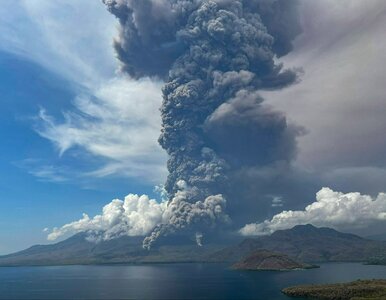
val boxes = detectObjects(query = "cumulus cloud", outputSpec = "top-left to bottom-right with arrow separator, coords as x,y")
47,181 -> 228,246
240,187 -> 386,236
47,194 -> 168,241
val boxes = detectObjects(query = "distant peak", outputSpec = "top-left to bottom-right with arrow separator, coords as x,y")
292,224 -> 317,229
271,224 -> 339,238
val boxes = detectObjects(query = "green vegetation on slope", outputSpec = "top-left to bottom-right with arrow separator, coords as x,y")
232,250 -> 317,271
282,279 -> 386,300
366,254 -> 386,265
212,225 -> 386,263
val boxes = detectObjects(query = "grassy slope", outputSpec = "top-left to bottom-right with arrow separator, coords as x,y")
282,279 -> 386,300
212,225 -> 386,263
231,250 -> 316,271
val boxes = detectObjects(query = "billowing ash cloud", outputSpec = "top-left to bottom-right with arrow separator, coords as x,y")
143,180 -> 230,249
103,0 -> 303,248
240,187 -> 386,236
104,0 -> 301,79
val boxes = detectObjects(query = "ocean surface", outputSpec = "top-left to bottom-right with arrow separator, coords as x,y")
0,263 -> 385,299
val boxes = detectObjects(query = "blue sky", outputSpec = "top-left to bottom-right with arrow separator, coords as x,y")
0,0 -> 386,254
0,52 -> 134,253
0,49 -> 165,253
0,0 -> 167,254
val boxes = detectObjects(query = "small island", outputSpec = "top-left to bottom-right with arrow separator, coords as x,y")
282,279 -> 386,299
232,250 -> 317,271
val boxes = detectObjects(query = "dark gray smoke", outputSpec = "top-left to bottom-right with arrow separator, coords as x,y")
103,0 -> 303,249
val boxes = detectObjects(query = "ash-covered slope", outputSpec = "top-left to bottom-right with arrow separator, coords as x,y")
211,224 -> 386,263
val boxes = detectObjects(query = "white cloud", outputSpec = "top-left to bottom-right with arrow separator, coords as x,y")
0,0 -> 168,184
13,159 -> 76,183
271,196 -> 284,208
0,0 -> 116,86
36,77 -> 167,183
27,165 -> 69,183
48,181 -> 229,246
47,193 -> 168,241
240,187 -> 386,236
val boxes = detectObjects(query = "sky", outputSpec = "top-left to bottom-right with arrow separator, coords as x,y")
0,0 -> 166,254
0,0 -> 385,254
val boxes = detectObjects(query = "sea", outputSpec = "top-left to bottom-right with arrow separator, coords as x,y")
0,262 -> 385,299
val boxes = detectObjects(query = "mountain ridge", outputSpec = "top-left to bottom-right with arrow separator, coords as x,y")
212,224 -> 386,263
0,225 -> 385,266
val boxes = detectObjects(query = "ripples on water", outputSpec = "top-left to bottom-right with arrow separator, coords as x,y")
0,263 -> 385,299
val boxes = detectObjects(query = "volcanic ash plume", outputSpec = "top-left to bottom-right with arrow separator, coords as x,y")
104,0 -> 302,248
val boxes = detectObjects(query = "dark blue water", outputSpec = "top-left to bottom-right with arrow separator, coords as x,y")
0,263 -> 385,299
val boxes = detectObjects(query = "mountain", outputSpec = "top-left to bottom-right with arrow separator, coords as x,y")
366,233 -> 386,241
211,224 -> 386,263
0,233 -> 224,266
1,225 -> 385,266
232,250 -> 316,271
